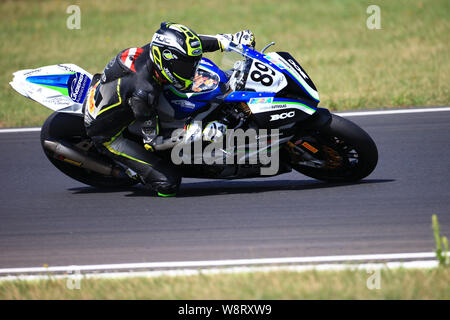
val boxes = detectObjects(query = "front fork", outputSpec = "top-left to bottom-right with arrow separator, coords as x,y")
285,108 -> 333,168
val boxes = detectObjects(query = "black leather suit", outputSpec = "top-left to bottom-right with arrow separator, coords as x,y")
83,36 -> 221,195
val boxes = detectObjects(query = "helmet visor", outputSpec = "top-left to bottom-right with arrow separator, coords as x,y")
171,57 -> 201,83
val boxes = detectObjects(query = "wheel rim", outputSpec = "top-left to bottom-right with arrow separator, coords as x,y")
289,134 -> 361,177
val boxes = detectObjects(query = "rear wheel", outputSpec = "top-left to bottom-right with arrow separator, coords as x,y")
290,114 -> 378,182
41,112 -> 138,188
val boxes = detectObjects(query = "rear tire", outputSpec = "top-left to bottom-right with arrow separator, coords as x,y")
41,112 -> 138,188
291,114 -> 378,182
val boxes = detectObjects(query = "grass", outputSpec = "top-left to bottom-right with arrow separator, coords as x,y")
1,268 -> 449,299
1,0 -> 449,128
432,214 -> 449,267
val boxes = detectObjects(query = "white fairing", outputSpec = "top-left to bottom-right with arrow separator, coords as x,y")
9,64 -> 92,114
247,97 -> 315,116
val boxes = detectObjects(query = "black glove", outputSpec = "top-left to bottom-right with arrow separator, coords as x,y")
129,89 -> 157,120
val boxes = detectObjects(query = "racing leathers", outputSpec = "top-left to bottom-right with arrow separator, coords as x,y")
83,32 -> 255,196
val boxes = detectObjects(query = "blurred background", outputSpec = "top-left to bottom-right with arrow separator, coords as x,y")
1,0 -> 449,127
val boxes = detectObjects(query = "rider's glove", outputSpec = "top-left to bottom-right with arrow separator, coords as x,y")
216,30 -> 256,51
233,30 -> 256,49
202,121 -> 227,142
182,121 -> 203,144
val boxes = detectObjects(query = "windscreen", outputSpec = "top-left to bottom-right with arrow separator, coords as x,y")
191,68 -> 219,92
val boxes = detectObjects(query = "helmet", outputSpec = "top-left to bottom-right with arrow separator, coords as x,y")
150,22 -> 203,90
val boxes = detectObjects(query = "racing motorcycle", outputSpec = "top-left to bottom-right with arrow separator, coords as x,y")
9,42 -> 378,189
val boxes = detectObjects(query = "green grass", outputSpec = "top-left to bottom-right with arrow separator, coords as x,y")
1,268 -> 449,299
1,0 -> 449,127
432,214 -> 450,267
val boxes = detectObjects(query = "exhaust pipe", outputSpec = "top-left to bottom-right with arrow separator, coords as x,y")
43,140 -> 120,177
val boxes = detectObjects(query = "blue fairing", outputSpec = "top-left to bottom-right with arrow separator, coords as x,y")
162,58 -> 228,119
162,48 -> 318,120
26,72 -> 91,103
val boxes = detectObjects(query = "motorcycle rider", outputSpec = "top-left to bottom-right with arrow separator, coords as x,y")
84,22 -> 255,197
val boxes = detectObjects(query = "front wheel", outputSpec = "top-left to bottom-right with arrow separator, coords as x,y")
290,114 -> 378,182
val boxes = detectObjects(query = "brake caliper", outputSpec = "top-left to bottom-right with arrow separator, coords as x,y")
322,146 -> 342,168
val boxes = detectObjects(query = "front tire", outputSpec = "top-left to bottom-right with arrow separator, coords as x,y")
291,114 -> 378,182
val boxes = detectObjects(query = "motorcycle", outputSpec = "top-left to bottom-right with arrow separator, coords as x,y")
9,42 -> 378,189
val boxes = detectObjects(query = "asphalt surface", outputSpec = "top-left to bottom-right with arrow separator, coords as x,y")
1,110 -> 449,268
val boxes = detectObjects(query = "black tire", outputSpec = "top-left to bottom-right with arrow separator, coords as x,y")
291,114 -> 378,182
40,112 -> 138,188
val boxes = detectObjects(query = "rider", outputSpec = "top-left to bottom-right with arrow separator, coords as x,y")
83,22 -> 255,197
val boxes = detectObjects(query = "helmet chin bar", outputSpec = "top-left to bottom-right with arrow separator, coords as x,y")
173,80 -> 192,91
173,73 -> 194,91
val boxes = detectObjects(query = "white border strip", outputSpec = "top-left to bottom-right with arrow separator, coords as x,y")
1,107 -> 449,134
0,252 -> 437,275
0,127 -> 41,133
0,260 -> 438,282
336,107 -> 450,117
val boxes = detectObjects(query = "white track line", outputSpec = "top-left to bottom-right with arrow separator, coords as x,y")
0,107 -> 449,134
0,252 -> 437,275
0,127 -> 40,133
335,106 -> 450,117
0,260 -> 438,282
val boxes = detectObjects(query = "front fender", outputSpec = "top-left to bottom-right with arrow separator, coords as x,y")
296,108 -> 331,134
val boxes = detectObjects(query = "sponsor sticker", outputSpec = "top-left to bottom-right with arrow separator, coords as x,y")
270,111 -> 295,121
154,34 -> 170,45
42,96 -> 72,107
248,97 -> 273,104
23,69 -> 42,76
302,141 -> 318,153
163,49 -> 177,60
257,104 -> 289,112
172,99 -> 196,109
264,55 -> 285,69
87,81 -> 100,115
163,67 -> 176,83
270,104 -> 287,109
68,72 -> 91,103
57,64 -> 77,73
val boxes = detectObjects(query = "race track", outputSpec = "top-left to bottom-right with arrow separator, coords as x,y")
1,108 -> 449,268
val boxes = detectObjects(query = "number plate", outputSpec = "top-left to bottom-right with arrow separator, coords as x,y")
245,60 -> 287,93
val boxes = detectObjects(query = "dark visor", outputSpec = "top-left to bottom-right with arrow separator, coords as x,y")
170,57 -> 201,80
